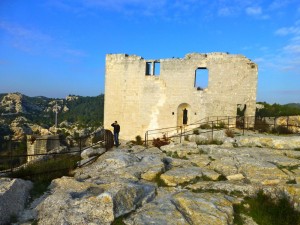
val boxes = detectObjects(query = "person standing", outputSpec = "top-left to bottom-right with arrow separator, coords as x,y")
111,121 -> 120,147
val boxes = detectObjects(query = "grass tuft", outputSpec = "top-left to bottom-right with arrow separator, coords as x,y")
233,190 -> 300,225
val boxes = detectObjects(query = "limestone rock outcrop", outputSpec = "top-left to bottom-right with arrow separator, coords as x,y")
11,133 -> 300,224
0,178 -> 33,225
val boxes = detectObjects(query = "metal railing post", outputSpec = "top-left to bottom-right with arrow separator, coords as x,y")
211,121 -> 214,140
79,137 -> 82,155
9,139 -> 13,173
247,117 -> 249,129
243,117 -> 245,135
228,116 -> 230,128
180,126 -> 182,143
145,131 -> 148,147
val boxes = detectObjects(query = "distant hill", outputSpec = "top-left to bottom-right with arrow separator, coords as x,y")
256,102 -> 300,117
0,93 -> 104,128
285,103 -> 300,109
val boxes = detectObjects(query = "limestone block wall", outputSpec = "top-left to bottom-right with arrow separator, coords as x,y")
104,53 -> 258,140
27,135 -> 60,162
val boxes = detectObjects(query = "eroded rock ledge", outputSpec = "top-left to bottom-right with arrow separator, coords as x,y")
8,133 -> 300,224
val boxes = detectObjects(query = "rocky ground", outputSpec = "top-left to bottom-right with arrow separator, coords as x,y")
1,131 -> 300,225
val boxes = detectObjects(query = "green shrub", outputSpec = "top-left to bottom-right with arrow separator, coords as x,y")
233,190 -> 300,225
152,135 -> 170,149
213,121 -> 226,129
193,129 -> 200,135
225,129 -> 234,138
200,123 -> 211,129
135,135 -> 143,145
184,135 -> 189,141
254,118 -> 270,133
10,154 -> 80,198
271,125 -> 294,135
196,139 -> 223,145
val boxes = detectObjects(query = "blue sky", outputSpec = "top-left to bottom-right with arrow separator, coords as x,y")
0,0 -> 300,104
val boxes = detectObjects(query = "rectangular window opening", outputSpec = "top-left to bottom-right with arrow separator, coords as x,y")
195,67 -> 208,90
154,62 -> 160,76
146,62 -> 152,75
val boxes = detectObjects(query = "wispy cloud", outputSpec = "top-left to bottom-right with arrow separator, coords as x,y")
269,0 -> 295,10
283,44 -> 300,54
218,7 -> 235,16
0,21 -> 52,42
275,26 -> 300,36
0,20 -> 87,60
246,6 -> 262,16
245,6 -> 270,19
49,0 -> 168,17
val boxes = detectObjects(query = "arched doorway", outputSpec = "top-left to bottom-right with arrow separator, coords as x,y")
177,103 -> 191,127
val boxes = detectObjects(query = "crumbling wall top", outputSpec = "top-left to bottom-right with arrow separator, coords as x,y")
106,52 -> 254,63
106,54 -> 143,61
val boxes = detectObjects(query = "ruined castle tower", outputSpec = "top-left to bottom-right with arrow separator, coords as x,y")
104,53 -> 258,140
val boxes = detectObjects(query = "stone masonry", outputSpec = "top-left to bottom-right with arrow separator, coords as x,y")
27,135 -> 60,162
104,53 -> 258,140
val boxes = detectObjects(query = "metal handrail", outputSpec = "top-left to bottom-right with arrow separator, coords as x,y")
144,115 -> 300,147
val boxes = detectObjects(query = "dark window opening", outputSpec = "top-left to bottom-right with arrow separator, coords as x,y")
172,112 -> 174,115
183,108 -> 188,125
154,62 -> 160,75
195,68 -> 208,90
237,104 -> 247,117
146,62 -> 152,75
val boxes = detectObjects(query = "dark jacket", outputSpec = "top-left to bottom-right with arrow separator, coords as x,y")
111,123 -> 120,133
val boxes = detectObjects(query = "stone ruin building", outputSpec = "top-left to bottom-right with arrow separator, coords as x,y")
104,52 -> 258,140
27,135 -> 60,162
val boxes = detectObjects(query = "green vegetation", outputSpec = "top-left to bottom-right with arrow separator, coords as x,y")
271,125 -> 294,135
111,216 -> 126,225
60,95 -> 104,127
152,135 -> 170,148
166,151 -> 188,159
10,154 -> 80,198
233,190 -> 300,225
134,135 -> 144,145
0,94 -> 104,137
152,172 -> 168,187
256,102 -> 300,117
213,121 -> 226,129
200,123 -> 211,129
0,140 -> 27,170
225,129 -> 234,138
196,139 -> 223,145
193,129 -> 200,135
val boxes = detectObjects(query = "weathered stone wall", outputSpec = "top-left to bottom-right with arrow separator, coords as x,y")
104,53 -> 258,140
27,135 -> 60,162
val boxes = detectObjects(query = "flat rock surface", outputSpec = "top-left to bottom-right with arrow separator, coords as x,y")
14,134 -> 300,224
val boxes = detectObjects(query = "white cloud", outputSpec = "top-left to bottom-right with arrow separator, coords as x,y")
283,44 -> 300,54
275,26 -> 300,36
246,6 -> 262,16
0,21 -> 52,42
0,20 -> 87,59
218,7 -> 235,16
269,0 -> 294,10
